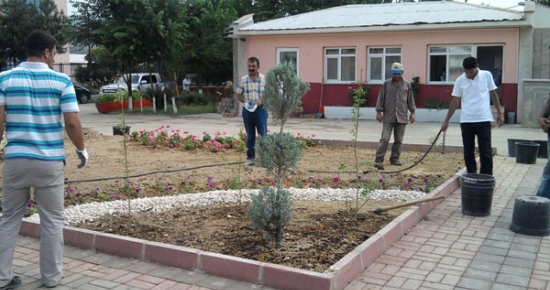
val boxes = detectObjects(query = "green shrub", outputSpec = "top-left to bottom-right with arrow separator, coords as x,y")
411,76 -> 420,98
422,99 -> 449,109
347,83 -> 370,107
144,88 -> 163,101
258,133 -> 303,179
248,62 -> 309,247
96,93 -> 118,103
180,92 -> 208,105
248,187 -> 293,247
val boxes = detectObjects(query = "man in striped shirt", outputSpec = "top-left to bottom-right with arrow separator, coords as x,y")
0,30 -> 88,289
236,57 -> 268,166
374,62 -> 416,170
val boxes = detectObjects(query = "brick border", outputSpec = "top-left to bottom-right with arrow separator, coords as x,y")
19,143 -> 467,290
19,171 -> 462,290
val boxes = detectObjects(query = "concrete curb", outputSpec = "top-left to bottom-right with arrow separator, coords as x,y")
19,165 -> 465,290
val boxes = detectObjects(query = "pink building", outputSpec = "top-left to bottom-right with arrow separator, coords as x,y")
229,1 -> 550,125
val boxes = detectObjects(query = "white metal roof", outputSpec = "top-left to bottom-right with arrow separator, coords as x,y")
238,1 -> 525,33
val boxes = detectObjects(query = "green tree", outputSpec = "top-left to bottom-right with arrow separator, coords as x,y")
0,0 -> 69,68
94,0 -> 186,110
182,0 -> 237,85
248,0 -> 382,22
65,0 -> 106,78
0,0 -> 33,68
35,0 -> 70,51
249,62 -> 310,247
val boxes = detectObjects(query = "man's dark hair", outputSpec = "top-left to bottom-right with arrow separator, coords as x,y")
462,56 -> 477,70
24,30 -> 57,58
248,56 -> 260,67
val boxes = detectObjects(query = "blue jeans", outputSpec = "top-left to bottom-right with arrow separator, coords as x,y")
242,106 -> 268,159
536,133 -> 550,198
460,122 -> 493,175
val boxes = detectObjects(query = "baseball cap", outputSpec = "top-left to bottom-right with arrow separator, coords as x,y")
390,62 -> 404,74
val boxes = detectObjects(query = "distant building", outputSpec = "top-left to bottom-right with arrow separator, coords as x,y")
229,0 -> 550,126
53,0 -> 87,79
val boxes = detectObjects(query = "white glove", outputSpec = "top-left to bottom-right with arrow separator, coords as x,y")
76,148 -> 88,168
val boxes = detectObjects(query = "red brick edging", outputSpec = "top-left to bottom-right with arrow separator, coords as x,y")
19,166 -> 464,290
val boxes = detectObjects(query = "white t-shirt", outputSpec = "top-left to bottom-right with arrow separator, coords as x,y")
451,69 -> 497,123
182,78 -> 190,91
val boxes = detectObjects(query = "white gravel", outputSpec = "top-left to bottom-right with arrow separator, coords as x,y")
23,188 -> 426,225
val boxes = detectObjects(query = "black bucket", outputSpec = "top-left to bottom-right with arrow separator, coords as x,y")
460,173 -> 495,217
113,125 -> 131,136
533,140 -> 548,159
515,142 -> 540,164
507,139 -> 523,157
509,196 -> 550,236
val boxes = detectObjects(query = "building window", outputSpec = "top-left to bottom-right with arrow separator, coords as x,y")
368,47 -> 401,83
428,46 -> 472,83
428,45 -> 503,83
324,48 -> 355,83
277,48 -> 298,75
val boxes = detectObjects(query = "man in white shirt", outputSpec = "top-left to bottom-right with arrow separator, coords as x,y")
182,74 -> 190,92
441,56 -> 504,175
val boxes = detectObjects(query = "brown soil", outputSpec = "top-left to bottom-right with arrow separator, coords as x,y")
15,129 -> 465,272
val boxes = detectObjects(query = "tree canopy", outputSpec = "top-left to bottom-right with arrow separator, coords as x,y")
0,0 -> 68,69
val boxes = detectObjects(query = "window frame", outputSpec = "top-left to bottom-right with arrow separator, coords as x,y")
324,47 -> 356,84
276,48 -> 299,76
367,46 -> 402,84
427,44 -> 504,84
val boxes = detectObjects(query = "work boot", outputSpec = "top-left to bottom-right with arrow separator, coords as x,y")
390,161 -> 402,166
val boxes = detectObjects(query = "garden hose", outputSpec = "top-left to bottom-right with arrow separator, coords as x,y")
370,129 -> 444,175
62,162 -> 241,185
0,131 -> 445,190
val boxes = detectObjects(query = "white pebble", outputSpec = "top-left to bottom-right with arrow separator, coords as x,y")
24,188 -> 425,225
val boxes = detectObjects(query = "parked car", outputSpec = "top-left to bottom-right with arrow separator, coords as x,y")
75,84 -> 92,104
99,73 -> 165,97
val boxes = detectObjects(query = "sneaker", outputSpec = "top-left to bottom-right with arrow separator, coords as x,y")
390,161 -> 402,166
373,162 -> 384,170
244,158 -> 255,166
0,276 -> 21,290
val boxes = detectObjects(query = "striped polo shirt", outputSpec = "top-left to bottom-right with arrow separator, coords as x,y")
0,62 -> 79,161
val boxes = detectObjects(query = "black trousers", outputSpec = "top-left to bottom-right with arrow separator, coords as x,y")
460,122 -> 493,175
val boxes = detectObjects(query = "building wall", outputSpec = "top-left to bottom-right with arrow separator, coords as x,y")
246,28 -> 519,86
243,28 -> 520,114
53,0 -> 87,79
